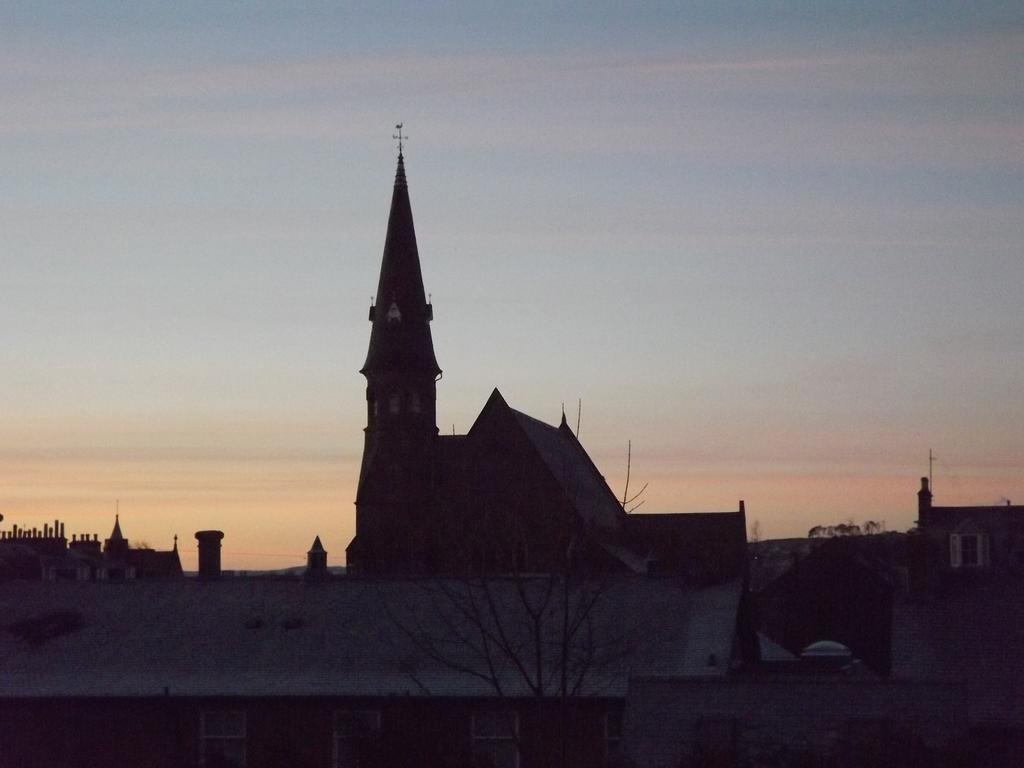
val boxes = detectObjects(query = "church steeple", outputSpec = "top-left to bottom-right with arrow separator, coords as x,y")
361,152 -> 440,378
351,149 -> 442,574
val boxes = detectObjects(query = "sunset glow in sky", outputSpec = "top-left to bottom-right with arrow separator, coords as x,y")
3,3 -> 1023,570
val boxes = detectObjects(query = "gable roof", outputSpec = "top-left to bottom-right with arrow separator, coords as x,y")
469,389 -> 626,532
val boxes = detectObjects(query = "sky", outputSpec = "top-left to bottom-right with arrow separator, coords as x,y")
2,2 -> 1022,570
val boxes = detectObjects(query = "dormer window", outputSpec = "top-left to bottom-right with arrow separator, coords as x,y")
950,532 -> 988,568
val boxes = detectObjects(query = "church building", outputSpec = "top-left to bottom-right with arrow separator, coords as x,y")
346,151 -> 747,581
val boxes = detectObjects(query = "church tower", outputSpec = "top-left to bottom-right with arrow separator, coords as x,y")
348,150 -> 441,574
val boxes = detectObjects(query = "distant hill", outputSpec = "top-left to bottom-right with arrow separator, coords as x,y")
182,566 -> 347,578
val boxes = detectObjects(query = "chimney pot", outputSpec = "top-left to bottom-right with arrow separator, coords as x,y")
195,530 -> 225,578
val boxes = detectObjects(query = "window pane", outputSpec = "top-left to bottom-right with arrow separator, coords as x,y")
202,711 -> 245,739
223,712 -> 245,737
474,742 -> 517,768
335,709 -> 380,738
606,710 -> 624,740
204,737 -> 246,767
961,535 -> 979,566
203,711 -> 224,736
474,710 -> 517,739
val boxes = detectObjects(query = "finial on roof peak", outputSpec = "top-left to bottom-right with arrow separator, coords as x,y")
392,123 -> 408,187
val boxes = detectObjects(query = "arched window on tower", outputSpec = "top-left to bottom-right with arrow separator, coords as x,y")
389,393 -> 401,415
409,390 -> 421,414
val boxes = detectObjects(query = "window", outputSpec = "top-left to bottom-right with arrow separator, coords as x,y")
605,709 -> 623,766
389,393 -> 401,415
472,710 -> 518,768
409,391 -> 421,414
333,710 -> 381,768
201,710 -> 246,767
950,533 -> 988,568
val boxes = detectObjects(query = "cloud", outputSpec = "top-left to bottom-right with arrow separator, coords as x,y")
2,33 -> 1020,172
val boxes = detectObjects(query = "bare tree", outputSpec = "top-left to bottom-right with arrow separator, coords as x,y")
383,451 -> 644,768
620,440 -> 647,514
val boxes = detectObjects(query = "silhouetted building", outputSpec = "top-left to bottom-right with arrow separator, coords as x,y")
0,574 -> 746,768
305,535 -> 328,580
753,534 -> 901,675
0,516 -> 181,582
892,479 -> 1024,766
347,153 -> 746,581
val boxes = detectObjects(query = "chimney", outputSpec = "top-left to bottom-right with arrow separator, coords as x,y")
195,530 -> 224,579
917,477 -> 932,527
305,536 -> 328,580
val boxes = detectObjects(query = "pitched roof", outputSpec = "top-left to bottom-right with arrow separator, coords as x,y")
471,389 -> 626,532
125,547 -> 183,579
0,575 -> 741,699
628,510 -> 747,582
108,515 -> 124,542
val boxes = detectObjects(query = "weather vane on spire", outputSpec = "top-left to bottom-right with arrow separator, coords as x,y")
393,123 -> 406,155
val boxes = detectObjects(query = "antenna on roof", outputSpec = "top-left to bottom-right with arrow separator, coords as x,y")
576,398 -> 582,438
928,449 -> 936,492
393,123 -> 406,155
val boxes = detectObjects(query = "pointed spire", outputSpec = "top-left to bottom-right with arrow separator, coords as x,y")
395,151 -> 407,188
306,534 -> 328,579
361,151 -> 441,377
173,534 -> 178,551
110,514 -> 124,541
